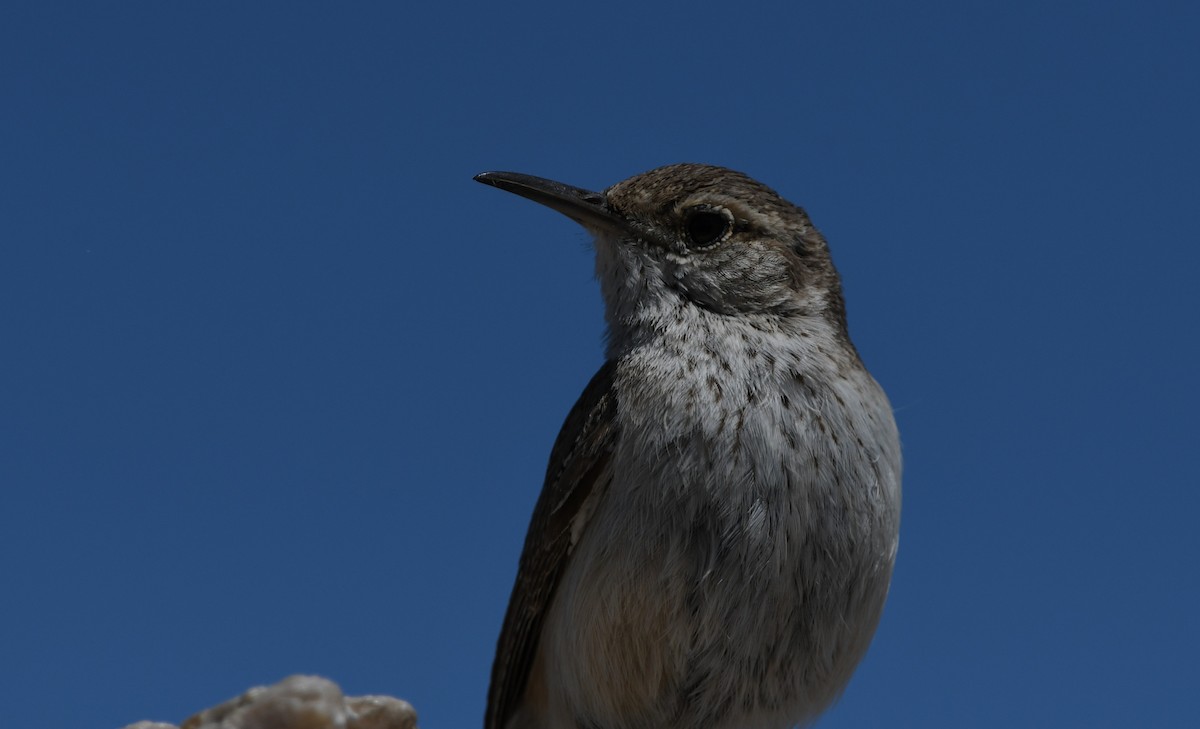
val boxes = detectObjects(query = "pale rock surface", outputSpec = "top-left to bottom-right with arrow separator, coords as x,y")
119,675 -> 417,729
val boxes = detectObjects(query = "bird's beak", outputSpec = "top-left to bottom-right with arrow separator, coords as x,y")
474,171 -> 631,236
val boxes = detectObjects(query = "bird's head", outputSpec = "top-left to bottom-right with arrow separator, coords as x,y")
475,164 -> 852,353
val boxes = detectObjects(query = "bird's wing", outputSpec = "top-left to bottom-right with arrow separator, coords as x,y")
485,360 -> 619,729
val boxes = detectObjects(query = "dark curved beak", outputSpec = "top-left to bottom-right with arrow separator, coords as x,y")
473,171 -> 630,235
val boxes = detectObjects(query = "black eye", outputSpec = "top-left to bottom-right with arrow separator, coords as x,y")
682,205 -> 734,249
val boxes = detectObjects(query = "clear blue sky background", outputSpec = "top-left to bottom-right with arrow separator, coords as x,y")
2,2 -> 1197,727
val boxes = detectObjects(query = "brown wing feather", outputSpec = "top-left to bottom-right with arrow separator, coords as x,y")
485,360 -> 619,729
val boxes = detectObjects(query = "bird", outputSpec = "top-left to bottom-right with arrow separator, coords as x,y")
473,163 -> 902,729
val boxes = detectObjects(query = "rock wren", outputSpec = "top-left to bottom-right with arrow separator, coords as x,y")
474,164 -> 901,729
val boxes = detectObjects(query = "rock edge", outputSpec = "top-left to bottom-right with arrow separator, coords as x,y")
120,675 -> 417,729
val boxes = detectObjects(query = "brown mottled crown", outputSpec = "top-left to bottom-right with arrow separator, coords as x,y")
603,163 -> 850,336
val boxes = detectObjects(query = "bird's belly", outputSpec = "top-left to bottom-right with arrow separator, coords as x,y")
535,471 -> 894,729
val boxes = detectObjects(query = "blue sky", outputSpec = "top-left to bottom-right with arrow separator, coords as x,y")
2,2 -> 1197,727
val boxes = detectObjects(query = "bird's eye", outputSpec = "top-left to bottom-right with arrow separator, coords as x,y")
682,206 -> 734,249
